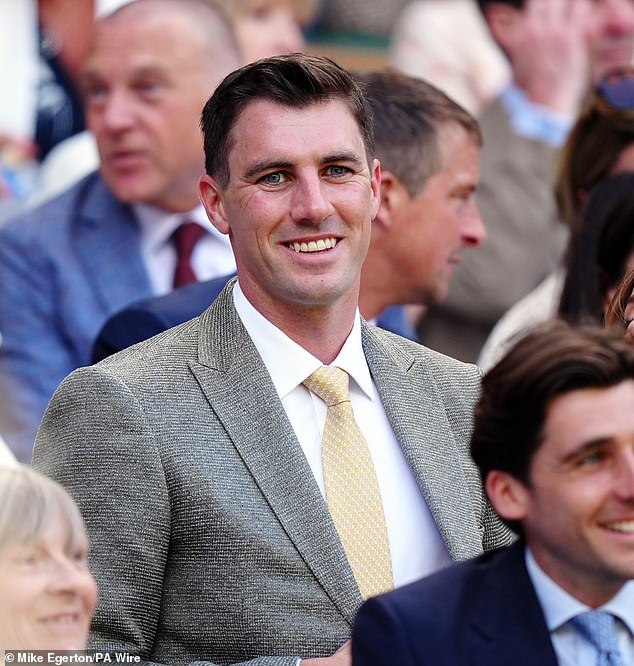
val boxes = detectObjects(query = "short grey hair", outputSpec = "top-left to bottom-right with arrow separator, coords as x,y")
0,466 -> 88,552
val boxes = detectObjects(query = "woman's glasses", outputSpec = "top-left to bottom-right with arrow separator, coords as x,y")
596,66 -> 634,115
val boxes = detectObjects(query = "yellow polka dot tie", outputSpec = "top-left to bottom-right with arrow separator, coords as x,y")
303,366 -> 393,599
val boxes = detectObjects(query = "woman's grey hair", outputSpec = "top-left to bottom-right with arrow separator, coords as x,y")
0,466 -> 87,552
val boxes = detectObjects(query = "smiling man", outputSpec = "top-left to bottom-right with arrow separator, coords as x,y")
34,54 -> 511,666
354,320 -> 634,666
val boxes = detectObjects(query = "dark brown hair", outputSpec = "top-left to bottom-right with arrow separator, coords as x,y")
354,70 -> 481,196
201,53 -> 374,188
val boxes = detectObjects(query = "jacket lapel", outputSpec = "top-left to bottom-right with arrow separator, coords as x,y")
73,174 -> 152,313
467,543 -> 558,666
362,323 -> 483,561
190,282 -> 362,624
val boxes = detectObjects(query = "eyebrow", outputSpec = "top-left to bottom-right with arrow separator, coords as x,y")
243,151 -> 366,181
560,437 -> 612,464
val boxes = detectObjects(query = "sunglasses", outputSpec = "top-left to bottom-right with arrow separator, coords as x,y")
596,67 -> 634,114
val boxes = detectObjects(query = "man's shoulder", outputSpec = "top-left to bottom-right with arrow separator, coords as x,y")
367,543 -> 521,620
366,323 -> 481,384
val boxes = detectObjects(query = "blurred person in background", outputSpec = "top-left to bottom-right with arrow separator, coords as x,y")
0,0 -> 98,222
479,65 -> 634,370
0,466 -> 97,651
418,0 -> 634,363
391,0 -> 510,115
0,0 -> 240,463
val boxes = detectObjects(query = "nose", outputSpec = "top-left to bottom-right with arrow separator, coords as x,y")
98,90 -> 136,134
614,447 -> 634,500
49,554 -> 97,602
290,173 -> 333,224
461,200 -> 486,248
602,0 -> 634,35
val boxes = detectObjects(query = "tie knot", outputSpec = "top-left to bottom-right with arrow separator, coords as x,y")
172,221 -> 205,255
571,611 -> 622,658
303,366 -> 349,406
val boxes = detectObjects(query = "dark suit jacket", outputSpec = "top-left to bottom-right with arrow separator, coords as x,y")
352,541 -> 557,666
91,277 -> 416,363
33,280 -> 512,666
0,172 -> 152,461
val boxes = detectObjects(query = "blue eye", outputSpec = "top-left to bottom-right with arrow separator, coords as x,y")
326,165 -> 350,177
260,172 -> 286,186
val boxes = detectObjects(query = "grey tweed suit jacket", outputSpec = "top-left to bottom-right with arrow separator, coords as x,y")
33,281 -> 512,666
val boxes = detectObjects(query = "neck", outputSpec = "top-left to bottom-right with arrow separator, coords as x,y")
359,251 -> 398,321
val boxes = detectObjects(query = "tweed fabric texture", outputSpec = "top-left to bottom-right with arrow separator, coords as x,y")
304,366 -> 393,599
33,279 -> 513,665
571,612 -> 626,666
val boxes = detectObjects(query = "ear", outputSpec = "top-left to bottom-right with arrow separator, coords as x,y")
369,158 -> 382,222
485,470 -> 529,524
484,3 -> 521,52
199,174 -> 230,235
375,169 -> 410,230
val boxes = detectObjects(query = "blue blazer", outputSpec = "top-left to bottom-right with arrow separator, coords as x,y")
352,541 -> 558,666
0,172 -> 153,461
91,278 -> 417,363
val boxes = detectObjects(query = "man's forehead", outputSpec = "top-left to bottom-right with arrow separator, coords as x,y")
228,97 -> 366,154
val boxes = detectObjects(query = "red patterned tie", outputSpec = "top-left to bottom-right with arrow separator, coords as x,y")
172,222 -> 205,288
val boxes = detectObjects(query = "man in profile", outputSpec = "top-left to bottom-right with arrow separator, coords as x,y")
354,320 -> 634,665
34,54 -> 511,665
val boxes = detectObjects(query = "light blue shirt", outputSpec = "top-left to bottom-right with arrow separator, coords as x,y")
526,548 -> 634,665
500,84 -> 573,148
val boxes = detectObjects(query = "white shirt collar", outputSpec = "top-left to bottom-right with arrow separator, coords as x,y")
133,203 -> 229,254
232,280 -> 374,402
525,546 -> 634,635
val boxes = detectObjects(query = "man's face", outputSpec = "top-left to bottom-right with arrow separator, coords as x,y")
587,0 -> 634,81
200,99 -> 380,323
83,11 -> 232,212
504,380 -> 634,606
385,123 -> 485,305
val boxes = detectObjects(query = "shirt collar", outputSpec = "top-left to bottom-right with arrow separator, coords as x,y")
232,280 -> 374,401
133,203 -> 225,254
525,547 -> 634,634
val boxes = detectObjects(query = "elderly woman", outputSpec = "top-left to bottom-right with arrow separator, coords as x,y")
0,466 -> 97,652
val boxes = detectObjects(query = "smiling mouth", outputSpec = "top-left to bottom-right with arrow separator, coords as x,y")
286,237 -> 339,253
600,519 -> 634,533
40,612 -> 82,626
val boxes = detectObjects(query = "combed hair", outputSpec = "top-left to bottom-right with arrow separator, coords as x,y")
471,320 -> 634,532
201,53 -> 374,188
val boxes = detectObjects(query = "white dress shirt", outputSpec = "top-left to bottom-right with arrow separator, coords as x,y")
134,203 -> 236,295
233,281 -> 451,589
526,548 -> 634,665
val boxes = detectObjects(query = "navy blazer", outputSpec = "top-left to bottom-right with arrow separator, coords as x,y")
0,172 -> 152,462
91,277 -> 416,363
352,541 -> 558,666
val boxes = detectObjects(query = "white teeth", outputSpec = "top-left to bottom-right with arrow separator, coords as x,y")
291,238 -> 337,253
604,520 -> 634,533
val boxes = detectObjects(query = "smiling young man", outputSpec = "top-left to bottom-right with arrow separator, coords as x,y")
34,54 -> 511,666
353,320 -> 634,666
